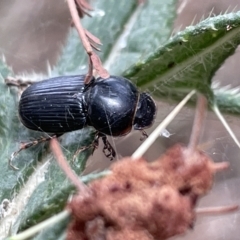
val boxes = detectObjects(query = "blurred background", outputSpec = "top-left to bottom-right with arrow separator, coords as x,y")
1,0 -> 240,239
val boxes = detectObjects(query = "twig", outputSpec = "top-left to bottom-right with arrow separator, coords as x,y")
67,0 -> 92,54
66,0 -> 109,83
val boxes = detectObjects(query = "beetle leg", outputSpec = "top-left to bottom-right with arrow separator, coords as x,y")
5,77 -> 39,98
73,146 -> 92,161
9,134 -> 62,170
72,132 -> 100,161
5,77 -> 36,88
140,130 -> 148,141
101,135 -> 116,161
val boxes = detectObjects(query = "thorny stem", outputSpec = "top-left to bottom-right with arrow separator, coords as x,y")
188,94 -> 207,154
67,0 -> 92,54
67,0 -> 93,84
66,0 -> 109,83
50,138 -> 90,194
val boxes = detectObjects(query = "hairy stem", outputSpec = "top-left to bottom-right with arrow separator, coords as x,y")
50,138 -> 89,194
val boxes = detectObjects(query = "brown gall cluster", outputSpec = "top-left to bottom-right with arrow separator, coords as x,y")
67,144 -> 225,240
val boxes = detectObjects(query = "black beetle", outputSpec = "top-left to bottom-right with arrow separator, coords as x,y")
18,75 -> 156,160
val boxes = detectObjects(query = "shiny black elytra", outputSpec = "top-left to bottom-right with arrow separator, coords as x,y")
18,75 -> 157,159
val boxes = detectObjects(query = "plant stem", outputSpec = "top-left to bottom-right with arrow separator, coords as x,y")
196,205 -> 238,214
67,0 -> 92,54
188,94 -> 207,153
66,0 -> 109,82
50,138 -> 89,194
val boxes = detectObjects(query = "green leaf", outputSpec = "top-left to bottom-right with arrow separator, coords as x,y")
105,0 -> 177,75
0,59 -> 45,202
0,57 -> 12,80
124,11 -> 240,113
12,129 -> 95,233
213,83 -> 240,114
32,216 -> 69,240
0,61 -> 94,236
31,172 -> 110,240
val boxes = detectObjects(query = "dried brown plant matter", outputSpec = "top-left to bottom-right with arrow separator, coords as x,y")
67,144 -> 226,240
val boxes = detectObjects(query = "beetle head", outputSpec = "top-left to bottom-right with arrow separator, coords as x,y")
133,93 -> 157,130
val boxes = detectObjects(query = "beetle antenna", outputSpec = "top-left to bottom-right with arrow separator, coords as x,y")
101,134 -> 116,160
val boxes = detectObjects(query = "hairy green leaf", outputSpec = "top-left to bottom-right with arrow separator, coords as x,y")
213,83 -> 240,114
0,59 -> 44,202
13,129 -> 95,233
124,11 -> 240,114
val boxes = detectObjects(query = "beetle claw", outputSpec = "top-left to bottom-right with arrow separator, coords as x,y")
101,135 -> 116,161
72,144 -> 96,161
72,133 -> 116,162
140,130 -> 148,141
